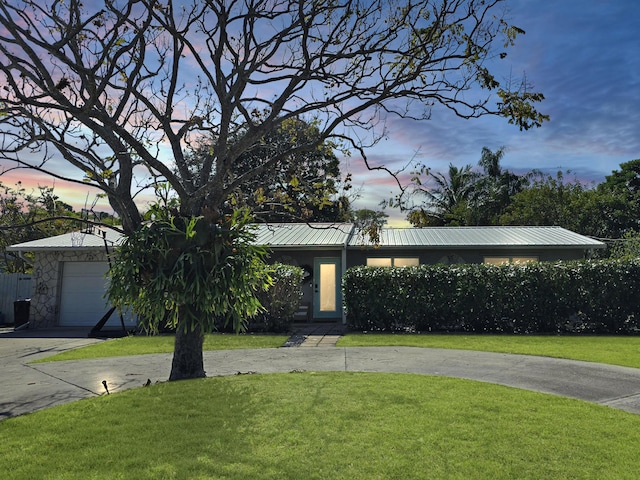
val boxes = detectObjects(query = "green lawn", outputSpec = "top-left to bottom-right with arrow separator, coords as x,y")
338,333 -> 640,368
33,333 -> 289,363
35,331 -> 640,369
2,372 -> 640,479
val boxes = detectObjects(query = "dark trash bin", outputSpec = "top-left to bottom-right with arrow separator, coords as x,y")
14,299 -> 30,328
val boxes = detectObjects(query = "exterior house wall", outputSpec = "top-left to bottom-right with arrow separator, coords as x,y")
17,225 -> 600,328
346,248 -> 590,268
30,250 -> 108,328
267,248 -> 343,307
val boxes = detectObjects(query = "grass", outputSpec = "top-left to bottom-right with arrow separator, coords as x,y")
33,333 -> 288,363
2,372 -> 640,479
34,331 -> 640,369
338,333 -> 640,369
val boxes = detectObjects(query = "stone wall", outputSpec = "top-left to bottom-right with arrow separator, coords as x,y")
30,250 -> 107,328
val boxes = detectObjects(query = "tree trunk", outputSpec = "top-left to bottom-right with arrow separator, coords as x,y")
169,312 -> 206,381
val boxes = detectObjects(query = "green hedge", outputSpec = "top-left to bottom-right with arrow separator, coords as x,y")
217,263 -> 303,333
343,260 -> 640,334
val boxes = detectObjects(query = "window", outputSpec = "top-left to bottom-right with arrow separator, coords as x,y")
366,257 -> 419,267
393,257 -> 420,267
484,256 -> 538,265
366,258 -> 392,267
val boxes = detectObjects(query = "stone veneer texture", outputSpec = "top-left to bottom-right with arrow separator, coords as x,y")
30,250 -> 108,328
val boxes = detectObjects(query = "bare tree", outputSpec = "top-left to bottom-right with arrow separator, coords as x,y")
0,0 -> 547,379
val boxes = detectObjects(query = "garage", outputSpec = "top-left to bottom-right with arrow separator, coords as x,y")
59,261 -> 134,327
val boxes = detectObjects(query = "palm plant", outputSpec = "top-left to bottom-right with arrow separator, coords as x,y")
408,163 -> 477,226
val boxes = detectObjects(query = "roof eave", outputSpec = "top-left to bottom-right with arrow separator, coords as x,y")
348,244 -> 606,250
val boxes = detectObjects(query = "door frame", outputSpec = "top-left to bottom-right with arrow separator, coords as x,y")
313,257 -> 342,319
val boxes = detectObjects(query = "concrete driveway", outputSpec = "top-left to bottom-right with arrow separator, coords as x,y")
0,328 -> 104,419
3,328 -> 640,419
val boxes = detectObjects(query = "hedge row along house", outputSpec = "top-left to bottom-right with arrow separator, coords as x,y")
7,224 -> 605,329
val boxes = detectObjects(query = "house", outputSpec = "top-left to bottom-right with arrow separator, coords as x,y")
7,224 -> 605,328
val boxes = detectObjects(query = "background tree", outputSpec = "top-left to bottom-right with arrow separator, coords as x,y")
351,208 -> 388,244
405,147 -> 529,226
0,182 -> 83,272
609,230 -> 640,260
499,171 -> 585,227
0,0 -> 547,380
499,168 -> 637,242
592,159 -> 640,236
188,117 -> 352,223
468,146 -> 527,224
406,163 -> 477,226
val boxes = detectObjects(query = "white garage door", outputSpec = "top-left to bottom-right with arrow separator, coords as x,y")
59,262 -> 135,327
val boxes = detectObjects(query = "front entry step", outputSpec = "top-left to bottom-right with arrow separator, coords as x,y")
283,322 -> 346,347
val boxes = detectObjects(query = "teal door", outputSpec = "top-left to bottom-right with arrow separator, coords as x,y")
313,258 -> 342,319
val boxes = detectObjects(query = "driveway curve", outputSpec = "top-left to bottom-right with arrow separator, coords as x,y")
3,340 -> 640,418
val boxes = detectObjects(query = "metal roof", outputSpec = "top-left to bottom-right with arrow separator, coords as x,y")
6,227 -> 124,252
350,226 -> 605,250
7,224 -> 605,252
252,223 -> 354,248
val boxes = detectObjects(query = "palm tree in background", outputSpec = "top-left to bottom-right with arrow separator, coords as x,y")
407,163 -> 477,226
470,147 -> 528,225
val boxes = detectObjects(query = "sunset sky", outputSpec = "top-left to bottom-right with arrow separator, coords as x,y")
1,0 -> 638,226
348,0 -> 640,224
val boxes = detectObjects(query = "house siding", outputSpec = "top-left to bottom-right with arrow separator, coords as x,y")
9,225 -> 604,328
267,248 -> 343,310
346,248 -> 589,268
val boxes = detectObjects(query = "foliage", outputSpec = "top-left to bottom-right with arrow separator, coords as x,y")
107,209 -> 271,334
0,182 -> 83,272
406,163 -> 477,226
351,209 -> 388,229
0,0 -> 547,233
497,160 -> 640,241
593,159 -> 640,236
350,208 -> 388,245
343,260 -> 640,334
500,171 -> 587,227
215,117 -> 352,222
498,170 -> 629,243
405,155 -> 640,245
404,147 -> 527,226
609,230 -> 640,260
468,147 -> 528,224
219,262 -> 304,333
256,263 -> 303,330
0,0 -> 547,379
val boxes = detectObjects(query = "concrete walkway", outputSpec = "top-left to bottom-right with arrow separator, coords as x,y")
2,327 -> 640,419
284,322 -> 346,347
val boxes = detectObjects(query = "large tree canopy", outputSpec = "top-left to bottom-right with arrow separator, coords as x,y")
0,0 -> 546,231
187,117 -> 351,222
0,0 -> 547,379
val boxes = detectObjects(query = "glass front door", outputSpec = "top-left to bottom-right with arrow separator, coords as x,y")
313,257 -> 342,319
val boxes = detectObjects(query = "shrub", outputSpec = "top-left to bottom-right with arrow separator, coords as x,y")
217,262 -> 304,333
343,260 -> 640,334
254,263 -> 304,332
